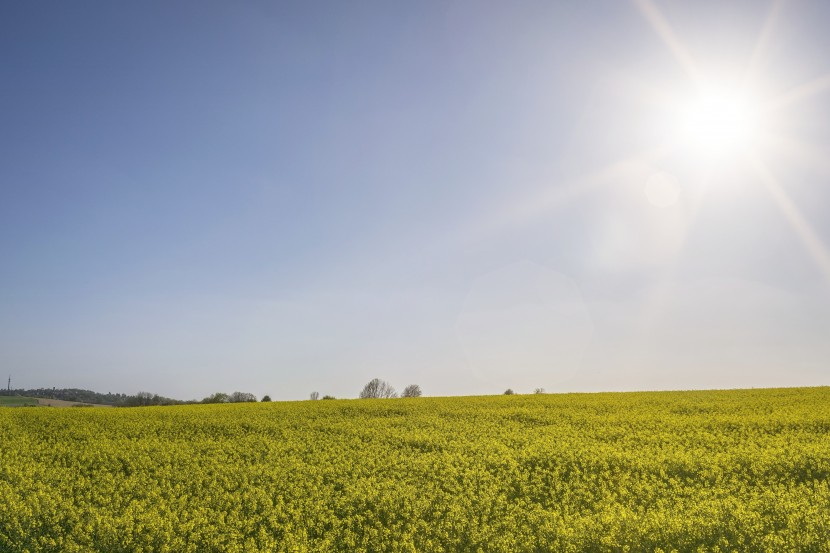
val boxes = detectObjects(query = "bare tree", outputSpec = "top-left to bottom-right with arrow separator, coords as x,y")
534,388 -> 545,394
136,391 -> 154,406
359,378 -> 398,399
310,391 -> 320,400
503,388 -> 515,395
228,391 -> 257,403
401,384 -> 422,398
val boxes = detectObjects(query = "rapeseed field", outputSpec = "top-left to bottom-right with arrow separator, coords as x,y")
2,387 -> 829,552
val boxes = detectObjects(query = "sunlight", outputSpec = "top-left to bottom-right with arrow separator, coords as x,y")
674,86 -> 762,159
760,131 -> 830,179
748,154 -> 830,282
468,146 -> 672,242
634,0 -> 700,83
631,0 -> 830,354
765,73 -> 830,112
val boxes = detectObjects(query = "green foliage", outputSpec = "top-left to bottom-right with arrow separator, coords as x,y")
261,395 -> 272,402
2,387 -> 830,551
503,388 -> 515,395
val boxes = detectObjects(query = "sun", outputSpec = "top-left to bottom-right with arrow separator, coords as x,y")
631,0 -> 830,284
674,85 -> 763,159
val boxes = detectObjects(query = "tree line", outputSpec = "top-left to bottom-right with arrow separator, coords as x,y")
2,381 -> 553,407
0,388 -> 263,407
0,388 -> 187,407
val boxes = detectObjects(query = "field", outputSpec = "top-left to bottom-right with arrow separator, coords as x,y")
30,397 -> 110,408
0,396 -> 107,408
0,396 -> 38,407
1,388 -> 829,552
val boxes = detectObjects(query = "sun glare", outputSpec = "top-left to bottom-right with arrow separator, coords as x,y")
675,86 -> 762,159
632,0 -> 830,295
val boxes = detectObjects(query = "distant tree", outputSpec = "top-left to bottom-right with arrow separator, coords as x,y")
203,392 -> 229,404
136,391 -> 154,406
228,391 -> 257,403
261,395 -> 272,402
310,391 -> 320,400
322,395 -> 336,400
503,389 -> 515,395
534,388 -> 545,394
401,384 -> 422,398
359,378 -> 398,399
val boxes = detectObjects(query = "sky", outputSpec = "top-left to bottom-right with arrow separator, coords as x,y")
1,1 -> 829,401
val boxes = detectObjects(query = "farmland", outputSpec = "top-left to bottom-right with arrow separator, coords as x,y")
0,396 -> 107,408
1,387 -> 829,552
0,396 -> 38,407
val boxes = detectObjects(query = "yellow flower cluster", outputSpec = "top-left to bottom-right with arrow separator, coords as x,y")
1,387 -> 829,552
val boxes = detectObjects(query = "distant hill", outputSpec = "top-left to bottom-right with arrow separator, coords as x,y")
0,388 -> 189,407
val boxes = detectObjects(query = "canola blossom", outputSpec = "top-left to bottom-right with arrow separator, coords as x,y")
1,387 -> 829,552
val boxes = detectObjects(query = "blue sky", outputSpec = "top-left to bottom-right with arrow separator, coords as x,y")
2,1 -> 829,400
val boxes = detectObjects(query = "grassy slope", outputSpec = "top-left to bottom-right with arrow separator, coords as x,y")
0,396 -> 107,407
0,396 -> 38,406
1,387 -> 829,552
33,398 -> 109,408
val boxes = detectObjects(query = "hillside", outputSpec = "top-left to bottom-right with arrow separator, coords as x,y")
0,396 -> 38,407
0,395 -> 113,408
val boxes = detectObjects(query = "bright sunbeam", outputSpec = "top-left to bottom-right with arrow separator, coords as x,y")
632,0 -> 830,356
674,86 -> 763,159
748,154 -> 830,282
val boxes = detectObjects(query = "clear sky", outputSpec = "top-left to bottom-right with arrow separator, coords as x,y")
2,1 -> 829,400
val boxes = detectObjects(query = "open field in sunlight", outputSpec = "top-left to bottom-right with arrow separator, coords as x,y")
2,387 -> 829,552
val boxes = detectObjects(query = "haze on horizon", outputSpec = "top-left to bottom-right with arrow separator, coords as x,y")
2,1 -> 829,401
